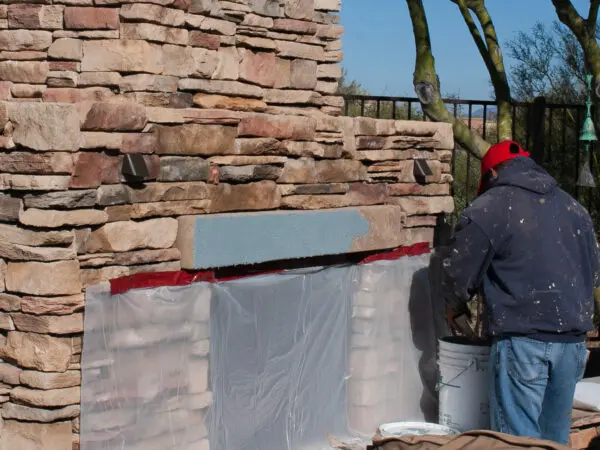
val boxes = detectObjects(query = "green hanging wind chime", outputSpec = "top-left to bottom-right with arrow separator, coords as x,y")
577,74 -> 597,188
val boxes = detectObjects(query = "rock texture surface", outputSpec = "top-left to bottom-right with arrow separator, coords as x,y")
0,1 -> 454,449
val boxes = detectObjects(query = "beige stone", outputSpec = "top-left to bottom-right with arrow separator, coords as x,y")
20,209 -> 108,228
0,312 -> 15,331
193,94 -> 267,111
86,218 -> 178,252
5,260 -> 82,296
0,332 -> 73,372
0,293 -> 20,312
0,30 -> 52,51
0,174 -> 71,191
2,402 -> 80,422
0,241 -> 75,262
0,60 -> 48,83
155,124 -> 237,155
0,361 -> 21,385
238,114 -> 316,140
97,182 -> 212,206
0,420 -> 72,450
81,39 -> 163,74
212,45 -> 240,80
209,180 -> 281,213
106,200 -> 210,220
188,359 -> 209,393
11,313 -> 83,335
8,102 -> 80,151
48,38 -> 82,61
121,22 -> 189,45
0,223 -> 73,247
389,196 -> 454,215
0,258 -> 5,292
0,152 -> 74,175
11,386 -> 80,408
21,294 -> 84,316
120,3 -> 185,26
120,74 -> 178,93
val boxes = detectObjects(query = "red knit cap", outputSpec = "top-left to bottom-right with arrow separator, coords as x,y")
478,140 -> 530,193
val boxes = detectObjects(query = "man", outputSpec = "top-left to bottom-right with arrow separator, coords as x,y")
442,140 -> 598,444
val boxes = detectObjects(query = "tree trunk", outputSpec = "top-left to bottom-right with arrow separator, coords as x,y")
406,0 -> 491,158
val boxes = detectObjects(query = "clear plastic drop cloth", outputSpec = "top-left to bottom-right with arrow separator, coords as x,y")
80,253 -> 443,450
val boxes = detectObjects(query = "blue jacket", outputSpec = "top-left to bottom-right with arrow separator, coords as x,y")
442,157 -> 598,341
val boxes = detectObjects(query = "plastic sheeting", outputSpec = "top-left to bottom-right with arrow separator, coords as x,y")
81,252 -> 445,450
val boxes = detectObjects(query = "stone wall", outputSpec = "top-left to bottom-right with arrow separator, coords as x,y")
0,1 -> 454,449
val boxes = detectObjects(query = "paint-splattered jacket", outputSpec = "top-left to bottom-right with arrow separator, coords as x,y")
442,157 -> 599,342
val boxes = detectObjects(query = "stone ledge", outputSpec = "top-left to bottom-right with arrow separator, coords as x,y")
176,205 -> 410,269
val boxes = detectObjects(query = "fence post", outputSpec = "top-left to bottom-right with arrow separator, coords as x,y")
529,96 -> 547,162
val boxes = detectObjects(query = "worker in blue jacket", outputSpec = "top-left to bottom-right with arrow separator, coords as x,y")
442,140 -> 598,444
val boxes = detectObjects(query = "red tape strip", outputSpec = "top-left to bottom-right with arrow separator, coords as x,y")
109,242 -> 431,295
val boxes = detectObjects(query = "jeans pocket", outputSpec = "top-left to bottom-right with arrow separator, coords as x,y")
507,338 -> 548,383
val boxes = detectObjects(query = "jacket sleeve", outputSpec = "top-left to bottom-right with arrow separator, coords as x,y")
441,214 -> 495,312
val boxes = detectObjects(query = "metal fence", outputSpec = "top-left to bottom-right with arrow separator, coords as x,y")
343,95 -> 598,226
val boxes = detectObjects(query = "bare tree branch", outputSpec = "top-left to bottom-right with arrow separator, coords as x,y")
589,0 -> 600,34
552,0 -> 587,41
406,0 -> 490,158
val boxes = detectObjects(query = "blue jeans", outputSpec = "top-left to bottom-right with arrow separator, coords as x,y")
490,336 -> 588,444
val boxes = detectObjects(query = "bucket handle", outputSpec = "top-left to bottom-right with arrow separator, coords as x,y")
436,359 -> 475,391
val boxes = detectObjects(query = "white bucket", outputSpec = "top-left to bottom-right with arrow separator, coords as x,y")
437,337 -> 491,432
378,422 -> 459,437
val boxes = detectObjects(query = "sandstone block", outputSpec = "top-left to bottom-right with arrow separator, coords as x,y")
238,49 -> 289,88
212,45 -> 240,80
82,102 -> 148,132
209,155 -> 287,165
120,3 -> 185,26
97,182 -> 212,205
10,83 -> 46,98
20,294 -> 83,316
389,196 -> 454,215
0,30 -> 52,51
24,191 -> 96,210
0,152 -> 74,175
276,40 -> 324,60
209,180 -> 280,213
159,156 -> 210,181
179,78 -> 263,97
48,38 -> 82,61
121,132 -> 158,153
388,183 -> 450,197
0,174 -> 71,191
189,30 -> 220,50
120,74 -> 178,93
2,402 -> 80,422
42,87 -> 114,103
0,332 -> 73,372
8,5 -> 64,30
78,71 -> 122,87
273,18 -> 317,34
86,218 -> 178,252
315,0 -> 341,11
11,386 -> 80,408
290,58 -> 317,89
0,223 -> 73,247
121,22 -> 188,45
106,200 -> 210,220
64,7 -> 118,29
8,102 -> 80,151
1,420 -> 72,450
285,0 -> 314,19
317,63 -> 342,79
5,260 -> 81,296
264,89 -> 321,104
0,312 -> 15,331
20,209 -> 108,228
238,114 -> 316,140
0,259 -> 5,291
220,164 -> 282,182
0,361 -> 21,385
0,195 -> 22,223
0,293 -> 20,312
0,241 -> 75,262
161,44 -> 202,77
155,124 -> 237,155
193,93 -> 267,111
81,39 -> 162,74
0,61 -> 48,83
11,313 -> 83,335
186,15 -> 236,35
69,152 -> 120,188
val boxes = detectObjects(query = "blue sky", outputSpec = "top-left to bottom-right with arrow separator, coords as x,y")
340,0 -> 591,99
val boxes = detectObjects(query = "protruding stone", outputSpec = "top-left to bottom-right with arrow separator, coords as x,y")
0,332 -> 74,372
82,102 -> 148,132
0,61 -> 48,83
10,386 -> 80,408
239,49 -> 289,88
11,314 -> 84,335
0,30 -> 52,51
2,402 -> 80,422
19,209 -> 108,228
21,294 -> 84,316
7,5 -> 64,30
209,180 -> 281,213
64,7 -> 119,30
155,124 -> 237,155
238,114 -> 316,140
69,152 -> 120,188
48,38 -> 83,61
0,362 -> 21,385
121,22 -> 188,45
159,156 -> 210,181
193,94 -> 267,111
81,39 -> 162,74
86,218 -> 178,253
8,103 -> 80,151
120,3 -> 185,26
0,152 -> 74,175
0,420 -> 73,450
5,260 -> 82,296
0,195 -> 22,223
290,59 -> 317,89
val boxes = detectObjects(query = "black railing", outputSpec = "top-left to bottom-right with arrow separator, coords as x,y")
343,95 -> 596,226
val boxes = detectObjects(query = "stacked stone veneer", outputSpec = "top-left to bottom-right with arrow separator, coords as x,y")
0,1 -> 455,449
